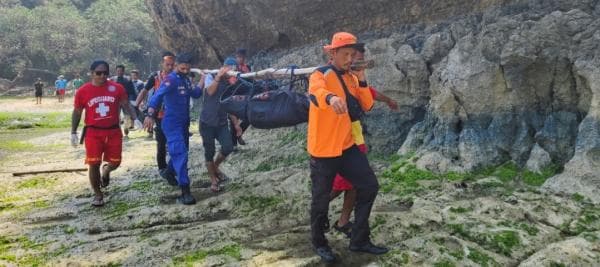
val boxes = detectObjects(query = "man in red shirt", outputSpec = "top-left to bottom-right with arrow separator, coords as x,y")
71,60 -> 142,207
329,44 -> 399,237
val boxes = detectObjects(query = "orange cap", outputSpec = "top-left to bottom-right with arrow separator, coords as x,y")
323,32 -> 363,50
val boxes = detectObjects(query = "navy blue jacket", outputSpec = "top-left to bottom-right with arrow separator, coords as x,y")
148,71 -> 202,124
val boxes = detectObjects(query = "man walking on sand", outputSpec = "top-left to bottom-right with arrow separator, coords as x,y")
144,53 -> 203,205
34,78 -> 44,105
136,51 -> 176,179
71,60 -> 142,206
55,75 -> 68,103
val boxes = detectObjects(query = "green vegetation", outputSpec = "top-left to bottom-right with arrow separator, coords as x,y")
0,0 -> 160,79
0,192 -> 49,216
368,152 -> 401,164
0,140 -> 34,151
498,221 -> 539,236
572,193 -> 586,203
371,214 -> 387,230
61,225 -> 76,235
378,249 -> 410,266
449,248 -> 465,260
234,195 -> 282,214
434,259 -> 456,267
380,154 -> 438,196
129,180 -> 154,193
173,244 -> 242,266
447,224 -> 521,256
277,131 -> 305,146
17,176 -> 56,189
104,201 -> 140,219
467,247 -> 499,267
251,153 -> 308,172
381,155 -> 561,198
489,230 -> 520,256
571,205 -> 600,235
0,234 -> 68,266
0,112 -> 71,130
493,162 -> 519,182
522,165 -> 561,186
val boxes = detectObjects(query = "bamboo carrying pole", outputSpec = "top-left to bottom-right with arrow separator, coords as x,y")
190,67 -> 318,79
190,59 -> 374,80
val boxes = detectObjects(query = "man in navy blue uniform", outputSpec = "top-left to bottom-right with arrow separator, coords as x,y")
144,53 -> 202,205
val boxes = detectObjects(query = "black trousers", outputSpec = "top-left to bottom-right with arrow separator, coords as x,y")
310,145 -> 379,248
155,119 -> 168,170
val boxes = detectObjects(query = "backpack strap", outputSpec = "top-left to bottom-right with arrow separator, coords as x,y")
334,71 -> 364,121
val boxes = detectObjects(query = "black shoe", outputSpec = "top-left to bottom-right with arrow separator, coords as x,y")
177,186 -> 196,205
314,246 -> 336,263
324,218 -> 331,232
349,241 -> 389,255
159,168 -> 178,186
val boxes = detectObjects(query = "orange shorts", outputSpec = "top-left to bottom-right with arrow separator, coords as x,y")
332,143 -> 368,191
84,128 -> 122,165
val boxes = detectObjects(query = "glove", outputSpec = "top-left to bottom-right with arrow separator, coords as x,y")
70,133 -> 79,147
134,119 -> 143,130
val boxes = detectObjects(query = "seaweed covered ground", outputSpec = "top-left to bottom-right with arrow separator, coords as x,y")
0,96 -> 598,266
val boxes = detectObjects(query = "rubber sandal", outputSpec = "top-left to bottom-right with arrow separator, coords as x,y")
216,171 -> 230,184
101,164 -> 110,188
333,221 -> 353,238
210,182 -> 220,193
91,197 -> 104,207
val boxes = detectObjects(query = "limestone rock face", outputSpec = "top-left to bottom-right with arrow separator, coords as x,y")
146,0 -> 600,201
525,144 -> 552,173
145,0 -> 515,66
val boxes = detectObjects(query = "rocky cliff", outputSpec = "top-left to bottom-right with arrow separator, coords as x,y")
147,0 -> 600,203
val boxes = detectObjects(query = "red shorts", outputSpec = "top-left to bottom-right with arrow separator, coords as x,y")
84,128 -> 122,165
57,89 -> 65,95
332,144 -> 368,191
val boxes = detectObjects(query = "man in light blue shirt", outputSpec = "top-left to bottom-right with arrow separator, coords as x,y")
55,75 -> 68,103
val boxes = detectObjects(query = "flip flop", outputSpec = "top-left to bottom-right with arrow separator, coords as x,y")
216,171 -> 230,184
333,221 -> 353,238
210,182 -> 220,193
101,164 -> 110,188
91,197 -> 104,207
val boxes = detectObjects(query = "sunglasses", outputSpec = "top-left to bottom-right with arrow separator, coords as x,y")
94,71 -> 109,76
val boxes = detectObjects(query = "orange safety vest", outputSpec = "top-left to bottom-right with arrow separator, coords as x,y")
307,65 -> 373,157
154,71 -> 168,119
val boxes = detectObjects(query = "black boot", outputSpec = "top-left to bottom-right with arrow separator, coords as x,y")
177,185 -> 196,205
159,168 -> 178,186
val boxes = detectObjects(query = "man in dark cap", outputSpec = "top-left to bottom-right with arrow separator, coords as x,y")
144,53 -> 203,205
200,57 -> 236,193
71,60 -> 142,206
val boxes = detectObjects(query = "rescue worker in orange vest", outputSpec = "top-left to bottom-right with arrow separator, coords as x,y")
307,32 -> 388,263
135,51 -> 177,184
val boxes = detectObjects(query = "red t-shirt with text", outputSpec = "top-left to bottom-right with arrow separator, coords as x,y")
74,81 -> 126,128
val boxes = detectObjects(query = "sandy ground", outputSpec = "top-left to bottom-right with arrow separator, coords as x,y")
0,96 -> 599,266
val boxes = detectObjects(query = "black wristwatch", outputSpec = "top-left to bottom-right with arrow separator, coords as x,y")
145,109 -> 156,119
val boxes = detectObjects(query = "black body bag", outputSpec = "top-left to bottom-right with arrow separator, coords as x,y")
219,77 -> 310,129
247,89 -> 309,129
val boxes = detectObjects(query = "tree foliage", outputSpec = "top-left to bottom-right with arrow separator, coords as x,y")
0,0 -> 161,79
